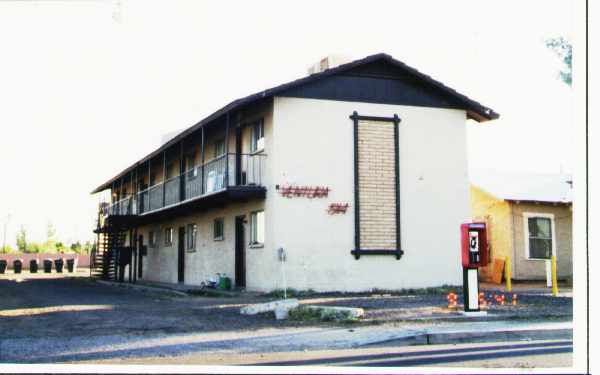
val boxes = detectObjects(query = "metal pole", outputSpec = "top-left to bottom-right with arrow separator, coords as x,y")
225,113 -> 230,188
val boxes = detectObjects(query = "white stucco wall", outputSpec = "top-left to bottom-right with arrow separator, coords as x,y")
253,96 -> 471,292
137,199 -> 265,286
133,96 -> 472,292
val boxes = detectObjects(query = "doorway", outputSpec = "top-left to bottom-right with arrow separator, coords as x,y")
235,215 -> 246,288
178,227 -> 185,283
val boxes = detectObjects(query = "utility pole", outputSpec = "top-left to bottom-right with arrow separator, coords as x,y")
2,214 -> 11,252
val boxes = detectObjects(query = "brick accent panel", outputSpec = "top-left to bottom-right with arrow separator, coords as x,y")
357,120 -> 397,249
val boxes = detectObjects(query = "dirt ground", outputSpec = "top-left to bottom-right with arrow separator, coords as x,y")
0,273 -> 573,363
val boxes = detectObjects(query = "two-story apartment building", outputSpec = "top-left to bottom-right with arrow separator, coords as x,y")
91,53 -> 499,292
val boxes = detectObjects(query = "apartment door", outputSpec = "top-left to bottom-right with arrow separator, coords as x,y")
178,227 -> 185,283
235,215 -> 246,288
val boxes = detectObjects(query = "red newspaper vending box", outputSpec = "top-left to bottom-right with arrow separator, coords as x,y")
461,222 -> 488,268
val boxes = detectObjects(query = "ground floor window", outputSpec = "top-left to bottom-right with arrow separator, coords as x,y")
250,210 -> 264,246
164,227 -> 174,247
149,231 -> 157,248
214,218 -> 224,241
186,224 -> 197,251
525,214 -> 554,260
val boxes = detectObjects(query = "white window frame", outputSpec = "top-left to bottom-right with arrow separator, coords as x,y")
523,212 -> 556,261
186,223 -> 197,252
250,119 -> 265,154
164,227 -> 174,247
213,218 -> 224,241
250,210 -> 265,248
149,231 -> 157,248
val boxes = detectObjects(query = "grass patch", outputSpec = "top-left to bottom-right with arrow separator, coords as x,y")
288,306 -> 322,322
263,288 -> 317,299
288,306 -> 360,323
371,285 -> 462,296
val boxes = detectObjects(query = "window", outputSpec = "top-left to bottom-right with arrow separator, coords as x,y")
149,231 -> 157,248
250,119 -> 264,153
185,154 -> 197,179
214,138 -> 226,158
213,218 -> 224,241
164,227 -> 174,247
186,224 -> 197,251
525,215 -> 554,260
250,210 -> 264,246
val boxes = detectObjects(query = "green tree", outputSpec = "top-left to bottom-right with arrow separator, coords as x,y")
70,241 -> 82,254
56,242 -> 65,253
545,36 -> 572,86
16,225 -> 27,252
0,244 -> 14,253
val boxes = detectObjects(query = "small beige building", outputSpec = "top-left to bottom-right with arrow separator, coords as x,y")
91,53 -> 499,292
470,171 -> 573,282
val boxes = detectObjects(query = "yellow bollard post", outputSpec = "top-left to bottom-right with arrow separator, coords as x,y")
505,256 -> 512,292
551,255 -> 559,296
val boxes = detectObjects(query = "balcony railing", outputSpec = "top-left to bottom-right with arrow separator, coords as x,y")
104,153 -> 266,217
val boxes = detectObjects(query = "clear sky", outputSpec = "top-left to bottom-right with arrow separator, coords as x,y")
0,0 -> 574,247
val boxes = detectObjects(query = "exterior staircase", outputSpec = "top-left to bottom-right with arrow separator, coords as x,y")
91,225 -> 126,281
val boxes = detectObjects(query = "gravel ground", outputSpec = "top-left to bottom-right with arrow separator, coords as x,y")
0,274 -> 572,363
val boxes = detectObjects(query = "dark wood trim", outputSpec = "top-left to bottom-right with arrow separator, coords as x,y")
349,112 -> 398,123
351,111 -> 360,256
351,249 -> 403,260
393,113 -> 402,255
350,111 -> 404,260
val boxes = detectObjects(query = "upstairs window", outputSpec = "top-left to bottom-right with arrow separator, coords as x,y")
213,218 -> 224,241
250,119 -> 264,153
164,227 -> 174,247
214,139 -> 226,158
250,210 -> 265,246
525,215 -> 554,260
186,224 -> 197,251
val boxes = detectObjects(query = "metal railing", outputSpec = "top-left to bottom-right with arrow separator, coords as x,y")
104,153 -> 266,217
104,196 -> 136,217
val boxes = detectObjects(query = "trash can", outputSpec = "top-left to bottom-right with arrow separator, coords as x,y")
54,258 -> 64,273
218,275 -> 231,290
0,260 -> 7,274
43,259 -> 53,273
30,259 -> 38,273
13,259 -> 23,274
66,258 -> 77,273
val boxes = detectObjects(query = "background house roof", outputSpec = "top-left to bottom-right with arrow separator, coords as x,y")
470,170 -> 573,204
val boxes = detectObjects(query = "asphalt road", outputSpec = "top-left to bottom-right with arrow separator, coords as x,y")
79,340 -> 572,368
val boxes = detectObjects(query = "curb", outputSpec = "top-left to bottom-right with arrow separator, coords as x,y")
361,328 -> 572,347
95,280 -> 189,297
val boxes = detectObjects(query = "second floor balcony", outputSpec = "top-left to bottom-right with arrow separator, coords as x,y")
103,153 -> 266,218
